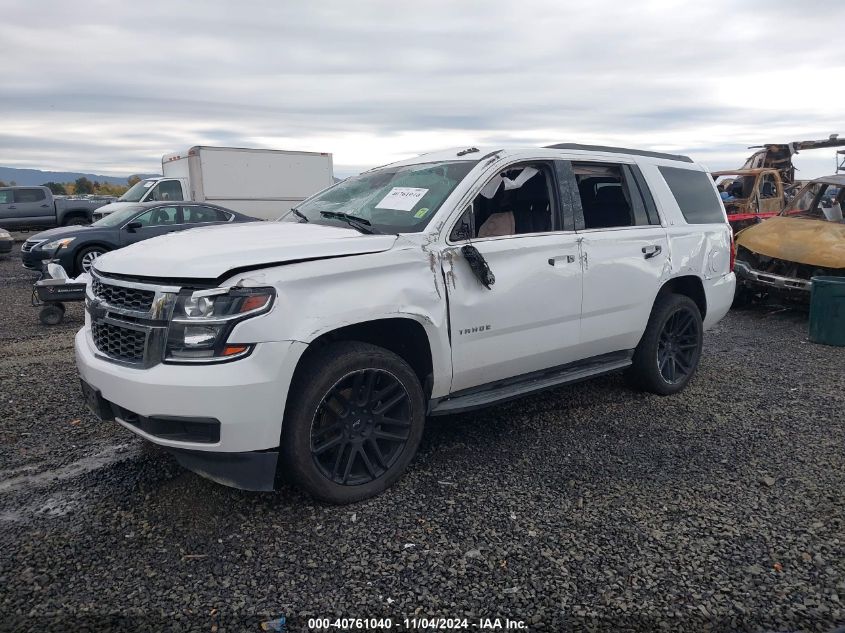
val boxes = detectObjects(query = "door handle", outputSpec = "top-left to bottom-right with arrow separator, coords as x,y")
41,204 -> 49,208
548,254 -> 576,266
642,245 -> 662,259
8,205 -> 16,209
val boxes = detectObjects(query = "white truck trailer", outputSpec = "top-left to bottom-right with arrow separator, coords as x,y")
94,146 -> 334,220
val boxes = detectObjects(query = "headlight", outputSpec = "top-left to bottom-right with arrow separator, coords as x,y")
44,237 -> 76,250
165,286 -> 275,362
0,230 -> 10,239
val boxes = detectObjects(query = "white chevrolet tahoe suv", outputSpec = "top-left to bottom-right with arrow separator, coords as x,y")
75,144 -> 735,503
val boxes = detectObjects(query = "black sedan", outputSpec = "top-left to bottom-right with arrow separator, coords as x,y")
21,202 -> 256,276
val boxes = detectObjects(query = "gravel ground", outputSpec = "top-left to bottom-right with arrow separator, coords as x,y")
1,239 -> 844,633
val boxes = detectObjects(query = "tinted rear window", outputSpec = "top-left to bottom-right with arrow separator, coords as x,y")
658,166 -> 724,224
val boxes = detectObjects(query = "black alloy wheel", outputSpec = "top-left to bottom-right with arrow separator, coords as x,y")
280,341 -> 426,503
625,292 -> 703,395
656,307 -> 700,384
310,369 -> 411,486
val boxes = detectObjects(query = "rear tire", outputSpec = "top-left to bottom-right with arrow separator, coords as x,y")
63,216 -> 90,227
625,293 -> 703,395
732,284 -> 753,309
280,341 -> 426,504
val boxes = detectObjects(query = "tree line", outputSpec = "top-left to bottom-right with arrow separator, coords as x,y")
0,175 -> 143,197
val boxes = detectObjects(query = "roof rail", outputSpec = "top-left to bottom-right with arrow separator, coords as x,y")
544,143 -> 693,163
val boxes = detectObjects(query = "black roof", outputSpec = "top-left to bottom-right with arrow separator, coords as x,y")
545,143 -> 693,163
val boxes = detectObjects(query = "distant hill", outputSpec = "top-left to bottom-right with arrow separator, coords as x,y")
0,166 -> 159,187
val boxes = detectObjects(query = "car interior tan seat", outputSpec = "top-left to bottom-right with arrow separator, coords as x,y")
477,211 -> 516,238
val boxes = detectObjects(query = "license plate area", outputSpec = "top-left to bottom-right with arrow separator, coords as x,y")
80,379 -> 114,421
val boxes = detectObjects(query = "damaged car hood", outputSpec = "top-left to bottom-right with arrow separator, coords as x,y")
93,222 -> 399,279
736,216 -> 845,268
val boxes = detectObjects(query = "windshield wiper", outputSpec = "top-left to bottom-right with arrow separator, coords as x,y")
290,207 -> 309,223
319,211 -> 382,235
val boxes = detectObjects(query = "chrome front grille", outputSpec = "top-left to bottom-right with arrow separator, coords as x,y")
91,320 -> 147,363
92,278 -> 155,311
86,271 -> 181,367
21,240 -> 40,253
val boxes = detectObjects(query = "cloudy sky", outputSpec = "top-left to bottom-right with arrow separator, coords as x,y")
1,0 -> 843,179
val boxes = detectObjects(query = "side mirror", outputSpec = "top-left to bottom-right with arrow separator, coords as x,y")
125,221 -> 142,231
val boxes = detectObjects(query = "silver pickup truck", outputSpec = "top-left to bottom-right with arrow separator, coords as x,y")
0,186 -> 115,228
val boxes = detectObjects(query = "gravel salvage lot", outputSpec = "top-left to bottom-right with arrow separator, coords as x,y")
1,240 -> 844,633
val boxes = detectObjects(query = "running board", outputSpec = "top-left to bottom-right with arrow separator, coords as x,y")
428,351 -> 633,416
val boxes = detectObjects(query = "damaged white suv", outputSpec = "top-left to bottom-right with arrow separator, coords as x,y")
75,144 -> 735,503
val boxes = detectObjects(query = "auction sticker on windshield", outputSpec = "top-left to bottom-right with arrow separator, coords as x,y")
375,187 -> 428,211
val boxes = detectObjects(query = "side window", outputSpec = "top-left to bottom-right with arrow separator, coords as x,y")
147,180 -> 184,202
0,190 -> 12,204
784,183 -> 822,216
131,206 -> 180,227
184,206 -> 231,224
449,163 -> 555,241
759,173 -> 778,198
659,166 -> 725,224
14,188 -> 47,203
572,162 -> 643,229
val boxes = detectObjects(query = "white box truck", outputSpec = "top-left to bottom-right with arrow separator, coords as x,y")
93,146 -> 334,221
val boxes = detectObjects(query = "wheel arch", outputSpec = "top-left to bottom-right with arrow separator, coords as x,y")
60,208 -> 93,224
72,242 -> 113,272
657,274 -> 707,319
296,317 -> 436,398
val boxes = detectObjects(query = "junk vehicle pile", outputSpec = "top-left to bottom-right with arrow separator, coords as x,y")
734,174 -> 845,304
74,144 -> 734,504
712,134 -> 845,232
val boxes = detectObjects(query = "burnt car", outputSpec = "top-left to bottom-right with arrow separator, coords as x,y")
734,174 -> 845,303
712,168 -> 786,233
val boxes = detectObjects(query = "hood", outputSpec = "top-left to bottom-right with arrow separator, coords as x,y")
94,221 -> 399,280
736,216 -> 845,269
27,225 -> 93,242
93,201 -> 137,216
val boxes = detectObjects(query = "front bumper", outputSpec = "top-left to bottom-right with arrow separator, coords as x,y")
75,326 -> 307,455
0,238 -> 12,254
734,260 -> 811,293
21,248 -> 47,269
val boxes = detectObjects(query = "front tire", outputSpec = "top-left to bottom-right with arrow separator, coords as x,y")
74,246 -> 107,275
625,293 -> 703,395
280,342 -> 426,504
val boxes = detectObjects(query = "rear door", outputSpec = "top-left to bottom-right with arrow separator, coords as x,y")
444,160 -> 584,392
568,161 -> 668,357
119,205 -> 182,246
12,188 -> 54,226
0,189 -> 19,227
180,204 -> 234,228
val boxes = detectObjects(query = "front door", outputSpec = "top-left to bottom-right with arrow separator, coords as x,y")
757,172 -> 783,215
119,205 -> 182,246
443,161 -> 583,392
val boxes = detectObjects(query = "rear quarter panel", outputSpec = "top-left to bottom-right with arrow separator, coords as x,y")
637,159 -> 735,329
